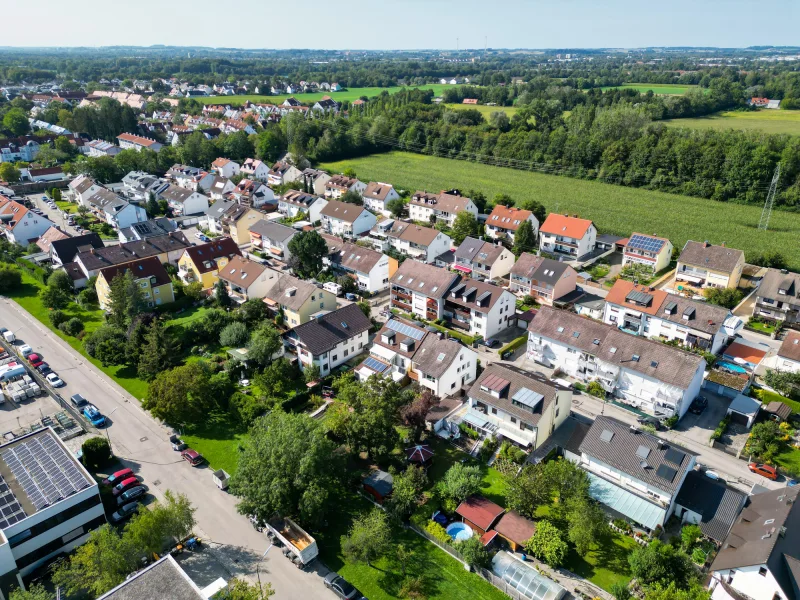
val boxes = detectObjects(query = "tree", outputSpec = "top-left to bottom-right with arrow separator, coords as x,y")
216,578 -> 275,600
49,309 -> 68,328
238,298 -> 269,324
84,324 -> 127,363
337,274 -> 358,295
386,465 -> 427,521
303,363 -> 321,384
763,369 -> 800,397
230,411 -> 344,526
107,270 -> 145,328
0,265 -> 22,292
493,193 -> 514,207
247,323 -> 282,366
451,211 -> 481,245
39,285 -> 71,310
184,281 -> 204,301
51,187 -> 62,202
81,436 -> 112,470
437,463 -> 482,509
146,192 -> 160,217
220,321 -> 250,347
59,317 -> 85,337
340,190 -> 363,205
505,463 -> 550,518
387,197 -> 405,218
456,535 -> 492,568
540,458 -> 590,518
518,198 -> 547,225
628,539 -> 697,590
287,230 -> 327,278
566,496 -> 608,555
644,583 -> 711,600
9,583 -> 51,600
215,278 -> 232,307
747,420 -> 784,461
356,300 -> 371,319
749,251 -> 786,269
143,361 -> 224,425
343,167 -> 357,178
400,389 -> 437,441
137,321 -> 180,381
341,509 -> 391,567
610,581 -> 632,600
2,109 -> 30,136
125,490 -> 196,554
524,520 -> 568,567
703,287 -> 743,309
681,524 -> 703,551
513,220 -> 537,255
0,162 -> 21,183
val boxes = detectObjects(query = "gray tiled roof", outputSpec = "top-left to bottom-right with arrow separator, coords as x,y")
248,219 -> 296,243
288,303 -> 371,356
678,241 -> 744,274
445,278 -> 511,312
528,306 -> 706,390
326,238 -> 384,274
579,416 -> 696,495
412,335 -> 464,379
758,268 -> 800,302
98,556 -> 204,600
653,294 -> 731,335
264,274 -> 323,312
207,199 -> 235,219
391,260 -> 459,300
674,470 -> 746,543
511,252 -> 573,285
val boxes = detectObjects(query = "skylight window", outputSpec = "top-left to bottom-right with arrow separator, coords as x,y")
557,326 -> 565,333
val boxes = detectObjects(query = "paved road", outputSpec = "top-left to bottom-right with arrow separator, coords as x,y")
0,298 -> 334,599
24,194 -> 83,237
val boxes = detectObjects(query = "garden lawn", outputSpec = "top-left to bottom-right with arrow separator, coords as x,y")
664,109 -> 800,136
181,419 -> 248,475
55,201 -> 76,214
423,437 -> 507,506
320,151 -> 800,271
315,494 -> 508,600
746,320 -> 777,334
775,446 -> 800,476
198,84 -> 455,106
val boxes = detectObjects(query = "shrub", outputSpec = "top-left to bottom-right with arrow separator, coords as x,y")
498,441 -> 527,464
612,518 -> 632,533
0,264 -> 22,292
456,535 -> 491,568
479,436 -> 498,462
49,309 -> 68,328
59,317 -> 84,337
424,520 -> 451,545
458,422 -> 480,439
664,414 -> 679,429
586,381 -> 606,398
219,322 -> 249,347
81,437 -> 112,470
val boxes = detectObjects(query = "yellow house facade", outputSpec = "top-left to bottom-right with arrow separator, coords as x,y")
177,237 -> 243,290
264,274 -> 338,327
96,257 -> 175,310
224,206 -> 264,247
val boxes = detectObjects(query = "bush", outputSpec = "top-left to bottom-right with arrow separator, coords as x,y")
586,381 -> 606,398
81,437 -> 112,470
424,520 -> 451,545
456,535 -> 491,568
479,436 -> 498,461
59,317 -> 84,337
498,441 -> 527,464
0,264 -> 22,293
664,414 -> 679,429
612,518 -> 632,533
49,309 -> 68,328
498,334 -> 527,356
219,322 -> 249,347
77,287 -> 97,307
458,422 -> 480,439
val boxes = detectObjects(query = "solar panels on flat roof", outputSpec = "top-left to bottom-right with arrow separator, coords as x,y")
482,374 -> 510,392
656,464 -> 678,482
363,357 -> 391,374
0,477 -> 26,528
628,234 -> 665,253
385,319 -> 425,341
512,387 -> 544,410
664,447 -> 686,466
636,445 -> 651,459
599,429 -> 614,443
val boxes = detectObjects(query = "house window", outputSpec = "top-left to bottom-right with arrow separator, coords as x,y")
332,355 -> 338,361
451,382 -> 456,389
491,407 -> 497,415
555,408 -> 560,418
759,567 -> 768,577
510,417 -> 517,424
320,302 -> 324,308
343,349 -> 349,357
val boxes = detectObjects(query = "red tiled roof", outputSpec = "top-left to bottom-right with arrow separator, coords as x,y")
493,511 -> 536,546
724,341 -> 767,364
605,280 -> 668,316
487,205 -> 533,232
540,213 -> 594,238
455,496 -> 504,531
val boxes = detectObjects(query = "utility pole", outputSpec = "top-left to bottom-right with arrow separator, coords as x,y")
758,163 -> 781,231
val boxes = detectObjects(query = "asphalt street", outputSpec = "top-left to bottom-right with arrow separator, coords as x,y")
0,298 -> 334,599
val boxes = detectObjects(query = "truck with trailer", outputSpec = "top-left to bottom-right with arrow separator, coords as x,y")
265,516 -> 319,567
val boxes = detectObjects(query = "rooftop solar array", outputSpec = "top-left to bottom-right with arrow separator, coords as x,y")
363,357 -> 391,374
664,447 -> 686,466
512,388 -> 544,410
656,464 -> 678,483
481,374 -> 511,392
628,234 -> 666,253
385,319 -> 425,341
0,476 -> 26,528
1,433 -> 91,513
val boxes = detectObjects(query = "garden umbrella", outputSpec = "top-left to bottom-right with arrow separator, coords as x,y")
406,444 -> 434,464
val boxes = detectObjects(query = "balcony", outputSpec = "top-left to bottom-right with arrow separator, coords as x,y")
447,318 -> 470,331
392,289 -> 412,301
392,298 -> 411,311
426,308 -> 438,320
426,298 -> 437,308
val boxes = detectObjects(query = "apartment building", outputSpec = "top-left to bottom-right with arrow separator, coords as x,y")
370,220 -> 451,264
278,190 -> 327,221
116,133 -> 162,152
357,318 -> 430,383
753,268 -> 800,325
158,184 -> 209,216
390,260 -> 460,320
408,191 -> 478,227
322,234 -> 394,293
443,279 -> 516,340
485,205 -> 539,244
675,241 -> 745,289
622,233 -> 674,272
538,214 -> 597,259
324,175 -> 366,199
509,253 -> 578,305
96,257 -> 175,309
453,237 -> 515,281
362,182 -> 400,217
0,197 -> 55,246
319,200 -> 376,238
528,306 -> 706,418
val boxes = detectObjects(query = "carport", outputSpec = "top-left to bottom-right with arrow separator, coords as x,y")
725,394 -> 761,428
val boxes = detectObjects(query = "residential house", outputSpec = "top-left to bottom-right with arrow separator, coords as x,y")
321,233 -> 394,293
362,182 -> 400,217
776,330 -> 800,374
509,253 -> 578,305
301,168 -> 331,196
709,486 -> 800,600
48,232 -> 104,266
410,333 -> 478,397
116,133 -> 162,152
158,184 -> 209,216
370,220 -> 451,264
0,136 -> 42,163
485,205 -> 539,244
216,256 -> 279,302
85,139 -> 122,157
356,317 -> 430,383
538,214 -> 597,259
390,260 -> 460,320
35,226 -> 69,255
205,200 -> 236,235
118,218 -> 177,243
675,241 -> 745,289
0,196 -> 55,245
408,191 -> 478,227
211,157 -> 240,179
177,237 -> 242,290
267,161 -> 303,187
285,304 -> 372,376
622,233 -> 674,273
603,279 -> 742,354
84,189 -> 147,230
443,279 -> 516,340
165,164 -> 214,192
68,174 -> 102,205
248,220 -> 296,261
240,158 -> 271,181
229,179 -> 275,208
74,232 -> 191,277
96,257 -> 174,310
21,167 -> 65,183
278,189 -> 327,221
463,363 -> 571,451
221,205 -> 263,247
120,171 -> 168,202
207,176 -> 235,201
312,96 -> 340,114
527,306 -> 706,418
262,274 -> 337,327
319,200 -> 376,238
453,237 -> 515,281
753,268 -> 800,325
569,415 -> 697,531
324,175 -> 366,199
673,470 -> 747,544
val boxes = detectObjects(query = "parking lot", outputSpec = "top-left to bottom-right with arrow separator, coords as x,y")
24,193 -> 83,237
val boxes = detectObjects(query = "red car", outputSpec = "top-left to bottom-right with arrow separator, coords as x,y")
103,468 -> 134,485
748,463 -> 779,480
181,449 -> 204,467
27,353 -> 43,368
112,477 -> 140,496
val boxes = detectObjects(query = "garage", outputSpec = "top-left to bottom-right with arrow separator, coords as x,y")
725,394 -> 761,429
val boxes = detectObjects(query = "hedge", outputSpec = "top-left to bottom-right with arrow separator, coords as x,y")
15,258 -> 51,285
498,334 -> 527,356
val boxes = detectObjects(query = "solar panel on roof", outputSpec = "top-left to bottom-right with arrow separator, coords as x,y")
636,445 -> 651,459
628,234 -> 665,253
600,429 -> 614,442
664,447 -> 686,466
512,388 -> 544,410
656,464 -> 678,482
385,319 -> 425,341
363,357 -> 390,373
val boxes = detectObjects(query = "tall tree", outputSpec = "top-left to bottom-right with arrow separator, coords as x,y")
386,465 -> 427,521
2,109 -> 30,136
437,463 -> 482,510
513,220 -> 537,255
287,230 -> 328,278
143,361 -> 225,425
247,323 -> 281,366
341,509 -> 391,567
146,192 -> 160,217
524,520 -> 568,567
0,163 -> 21,183
450,211 -> 481,244
107,270 -> 145,328
518,198 -> 547,225
137,321 -> 180,381
215,278 -> 232,307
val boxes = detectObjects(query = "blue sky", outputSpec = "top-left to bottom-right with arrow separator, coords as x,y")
4,0 -> 797,49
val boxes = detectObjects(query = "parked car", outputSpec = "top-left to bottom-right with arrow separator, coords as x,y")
27,353 -> 44,368
345,293 -> 358,301
45,372 -> 64,387
195,232 -> 210,242
70,393 -> 88,408
483,339 -> 500,348
324,573 -> 363,600
689,396 -> 708,415
36,362 -> 52,375
749,463 -> 779,480
103,468 -> 134,485
111,501 -> 141,523
637,415 -> 663,430
112,476 -> 140,497
83,404 -> 106,427
18,344 -> 33,358
117,486 -> 146,505
181,449 -> 204,466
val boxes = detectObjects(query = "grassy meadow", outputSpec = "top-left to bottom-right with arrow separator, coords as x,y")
320,151 -> 800,270
444,103 -> 518,119
664,109 -> 800,136
198,84 -> 455,106
600,83 -> 698,95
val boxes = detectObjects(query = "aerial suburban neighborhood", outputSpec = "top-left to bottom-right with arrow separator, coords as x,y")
0,9 -> 799,600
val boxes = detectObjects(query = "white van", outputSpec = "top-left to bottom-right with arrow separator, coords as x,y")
323,282 -> 343,296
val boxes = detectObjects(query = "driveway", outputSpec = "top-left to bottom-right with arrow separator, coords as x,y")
675,390 -> 730,447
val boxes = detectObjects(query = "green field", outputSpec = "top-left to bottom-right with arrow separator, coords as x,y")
664,109 -> 800,135
320,151 -> 800,270
199,84 -> 454,106
600,83 -> 697,95
444,103 -> 518,119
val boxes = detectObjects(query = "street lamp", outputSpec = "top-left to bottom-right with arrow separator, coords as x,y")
104,407 -> 118,447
